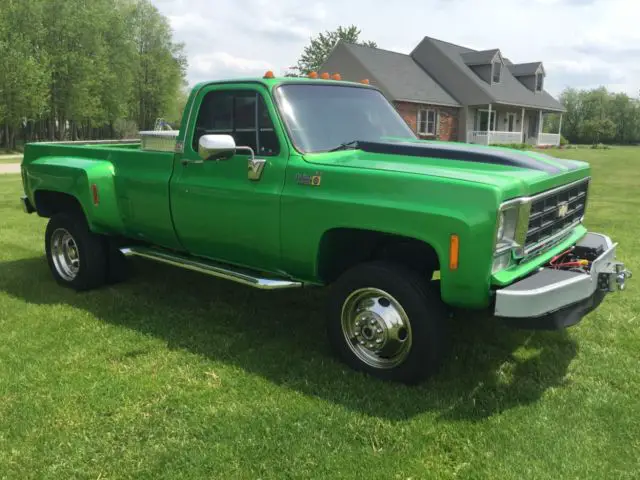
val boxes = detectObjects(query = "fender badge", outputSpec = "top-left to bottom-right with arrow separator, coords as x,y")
296,172 -> 322,186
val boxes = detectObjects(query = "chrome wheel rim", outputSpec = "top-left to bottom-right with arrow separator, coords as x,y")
51,228 -> 80,281
341,288 -> 412,369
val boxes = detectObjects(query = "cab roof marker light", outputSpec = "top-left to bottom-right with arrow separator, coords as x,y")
331,73 -> 342,80
320,72 -> 330,80
263,70 -> 275,79
308,72 -> 318,79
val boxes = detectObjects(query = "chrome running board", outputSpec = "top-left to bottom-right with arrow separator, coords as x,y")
120,246 -> 302,290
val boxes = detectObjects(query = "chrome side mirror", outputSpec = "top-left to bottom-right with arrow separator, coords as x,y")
198,134 -> 236,160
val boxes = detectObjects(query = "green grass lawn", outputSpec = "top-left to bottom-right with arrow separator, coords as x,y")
1,147 -> 639,479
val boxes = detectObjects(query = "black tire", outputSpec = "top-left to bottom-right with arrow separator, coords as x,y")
45,212 -> 108,291
327,261 -> 449,384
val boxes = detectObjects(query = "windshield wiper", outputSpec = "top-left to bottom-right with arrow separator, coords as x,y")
327,140 -> 360,152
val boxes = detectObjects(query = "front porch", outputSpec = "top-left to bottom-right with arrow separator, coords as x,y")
466,105 -> 563,146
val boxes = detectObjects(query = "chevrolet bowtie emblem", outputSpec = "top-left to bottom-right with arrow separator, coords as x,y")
557,202 -> 569,218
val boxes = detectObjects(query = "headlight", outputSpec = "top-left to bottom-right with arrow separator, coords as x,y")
495,207 -> 519,253
493,198 -> 532,272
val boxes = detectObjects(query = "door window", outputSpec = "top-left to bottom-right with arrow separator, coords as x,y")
192,90 -> 280,156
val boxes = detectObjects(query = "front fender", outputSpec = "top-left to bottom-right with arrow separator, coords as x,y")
25,156 -> 122,234
280,160 -> 500,308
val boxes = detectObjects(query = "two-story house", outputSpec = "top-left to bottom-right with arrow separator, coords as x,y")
320,36 -> 565,146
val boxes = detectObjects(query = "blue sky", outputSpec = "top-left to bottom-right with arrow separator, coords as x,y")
151,0 -> 639,97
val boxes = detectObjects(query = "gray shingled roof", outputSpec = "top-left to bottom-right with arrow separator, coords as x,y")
412,37 -> 564,111
340,43 -> 460,107
461,49 -> 500,66
508,62 -> 543,77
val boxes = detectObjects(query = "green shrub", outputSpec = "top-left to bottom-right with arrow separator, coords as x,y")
489,143 -> 530,150
560,135 -> 569,146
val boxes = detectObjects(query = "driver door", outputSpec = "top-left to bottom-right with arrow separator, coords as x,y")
170,84 -> 288,272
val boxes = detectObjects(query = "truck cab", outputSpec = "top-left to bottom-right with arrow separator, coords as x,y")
20,72 -> 631,383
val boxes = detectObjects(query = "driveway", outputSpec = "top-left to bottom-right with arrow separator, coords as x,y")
0,163 -> 21,174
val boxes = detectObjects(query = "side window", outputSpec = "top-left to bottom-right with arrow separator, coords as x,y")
258,96 -> 280,156
192,90 -> 280,156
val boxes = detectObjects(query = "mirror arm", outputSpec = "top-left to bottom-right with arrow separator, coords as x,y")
235,146 -> 255,162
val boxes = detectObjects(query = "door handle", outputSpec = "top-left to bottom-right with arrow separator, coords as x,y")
248,158 -> 266,181
181,159 -> 204,166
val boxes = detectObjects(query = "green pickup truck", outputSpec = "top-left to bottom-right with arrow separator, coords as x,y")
20,73 -> 632,383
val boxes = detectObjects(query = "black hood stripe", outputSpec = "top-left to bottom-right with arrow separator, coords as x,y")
355,141 -> 565,174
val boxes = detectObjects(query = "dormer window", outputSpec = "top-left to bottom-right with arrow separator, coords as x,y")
535,72 -> 544,91
492,61 -> 502,83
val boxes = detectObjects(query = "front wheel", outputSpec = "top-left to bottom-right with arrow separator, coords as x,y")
327,261 -> 449,384
45,212 -> 108,291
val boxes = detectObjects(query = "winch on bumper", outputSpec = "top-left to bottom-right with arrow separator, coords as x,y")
494,233 -> 632,329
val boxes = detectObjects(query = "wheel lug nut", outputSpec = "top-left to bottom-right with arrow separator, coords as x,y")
359,340 -> 365,345
376,328 -> 382,334
370,319 -> 375,325
376,339 -> 383,344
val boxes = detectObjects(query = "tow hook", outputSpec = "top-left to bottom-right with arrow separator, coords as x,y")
616,265 -> 632,291
599,263 -> 632,292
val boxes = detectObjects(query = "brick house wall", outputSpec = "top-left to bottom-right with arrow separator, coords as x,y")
395,101 -> 459,141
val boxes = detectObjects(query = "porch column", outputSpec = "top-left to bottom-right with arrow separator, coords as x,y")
521,107 -> 525,143
538,110 -> 543,144
558,113 -> 563,134
487,104 -> 492,145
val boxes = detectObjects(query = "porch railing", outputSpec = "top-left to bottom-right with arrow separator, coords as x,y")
467,131 -> 523,145
537,133 -> 561,146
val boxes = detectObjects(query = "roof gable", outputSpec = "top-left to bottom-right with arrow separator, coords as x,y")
323,43 -> 460,107
508,62 -> 544,77
461,49 -> 501,66
412,37 -> 563,111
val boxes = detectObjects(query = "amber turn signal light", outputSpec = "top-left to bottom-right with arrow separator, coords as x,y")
449,234 -> 459,270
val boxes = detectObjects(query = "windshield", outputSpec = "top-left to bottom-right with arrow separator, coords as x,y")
274,84 -> 416,153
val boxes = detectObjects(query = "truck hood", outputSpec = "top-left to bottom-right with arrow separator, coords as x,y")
303,140 -> 590,200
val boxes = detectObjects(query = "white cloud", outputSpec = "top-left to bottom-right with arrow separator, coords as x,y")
191,52 -> 274,77
151,0 -> 640,96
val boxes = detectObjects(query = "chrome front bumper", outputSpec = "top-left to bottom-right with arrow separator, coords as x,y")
495,233 -> 632,328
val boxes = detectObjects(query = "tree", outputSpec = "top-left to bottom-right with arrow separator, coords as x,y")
0,0 -> 187,148
583,118 -> 616,145
290,25 -> 377,76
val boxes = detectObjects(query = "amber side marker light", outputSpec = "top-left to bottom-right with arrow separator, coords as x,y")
449,234 -> 459,270
263,70 -> 275,79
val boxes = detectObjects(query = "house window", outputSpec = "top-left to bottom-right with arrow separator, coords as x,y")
477,110 -> 497,132
417,109 -> 437,135
535,73 -> 544,92
492,61 -> 502,83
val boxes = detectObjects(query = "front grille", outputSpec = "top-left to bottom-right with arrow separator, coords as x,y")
525,179 -> 590,249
